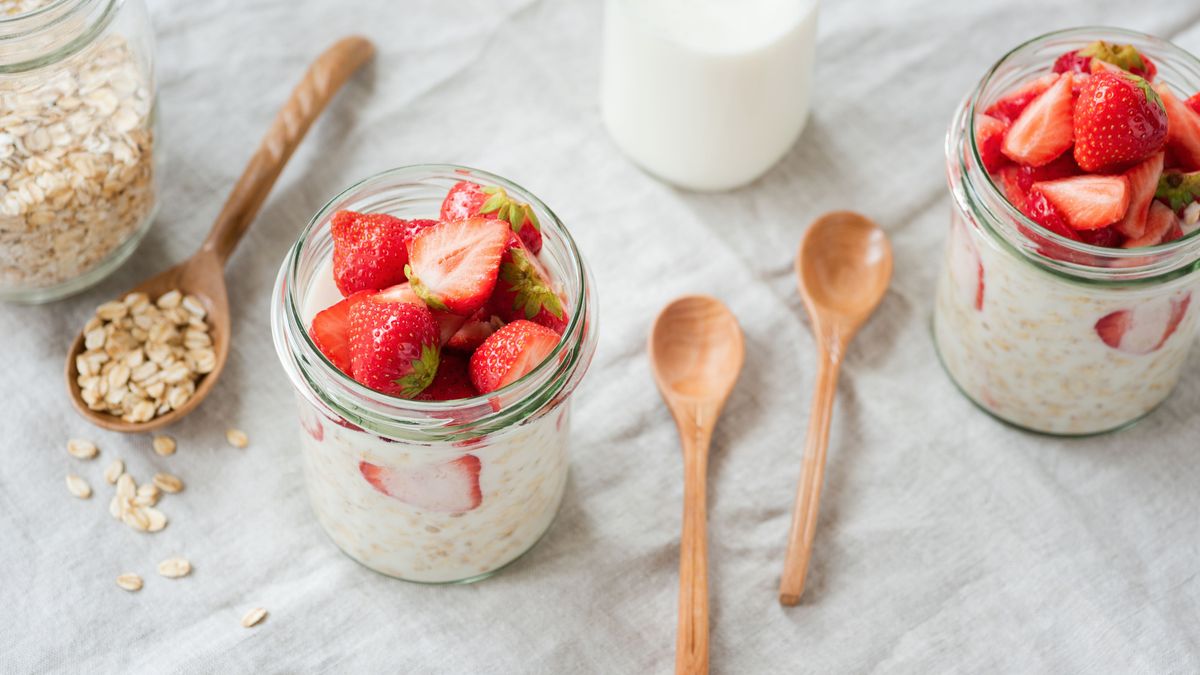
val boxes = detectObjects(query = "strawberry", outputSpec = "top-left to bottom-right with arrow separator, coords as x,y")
490,236 -> 568,333
446,308 -> 503,352
1187,92 -> 1200,116
1156,83 -> 1200,171
348,294 -> 440,398
441,180 -> 543,253
309,291 -> 372,375
1031,175 -> 1130,230
1077,226 -> 1124,248
985,73 -> 1058,125
469,320 -> 561,394
1095,292 -> 1191,354
330,211 -> 414,296
1123,201 -> 1179,248
375,282 -> 468,345
1072,70 -> 1167,173
1114,151 -> 1164,238
975,114 -> 1009,173
1054,41 -> 1156,80
997,156 -> 1084,239
359,456 -> 481,513
1002,74 -> 1074,167
415,352 -> 478,401
405,217 -> 511,316
1156,169 -> 1200,212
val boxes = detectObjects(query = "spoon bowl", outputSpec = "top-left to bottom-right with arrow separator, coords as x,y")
64,36 -> 375,433
650,295 -> 745,403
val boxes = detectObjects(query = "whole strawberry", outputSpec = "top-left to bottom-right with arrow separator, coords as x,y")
1073,70 -> 1167,173
440,180 -> 543,253
348,295 -> 440,398
490,235 -> 568,333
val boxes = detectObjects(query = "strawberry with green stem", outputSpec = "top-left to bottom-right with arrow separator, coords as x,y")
1072,70 -> 1167,173
441,180 -> 543,253
490,235 -> 568,333
348,294 -> 441,398
405,217 -> 511,316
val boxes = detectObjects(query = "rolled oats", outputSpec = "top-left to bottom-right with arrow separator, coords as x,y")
115,573 -> 143,592
153,472 -> 183,493
65,474 -> 91,498
225,428 -> 249,449
240,607 -> 268,628
66,438 -> 98,459
152,435 -> 175,456
157,557 -> 190,579
103,458 -> 124,484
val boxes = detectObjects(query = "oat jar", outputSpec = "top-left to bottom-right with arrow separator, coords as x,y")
0,0 -> 159,303
934,28 -> 1200,436
271,166 -> 598,583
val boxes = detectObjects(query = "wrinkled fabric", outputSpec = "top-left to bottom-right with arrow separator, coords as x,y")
4,0 -> 1200,672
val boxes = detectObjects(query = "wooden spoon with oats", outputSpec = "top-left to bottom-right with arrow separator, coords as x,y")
65,36 -> 375,433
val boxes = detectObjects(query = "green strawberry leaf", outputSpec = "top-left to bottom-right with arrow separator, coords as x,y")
1081,40 -> 1148,74
1123,72 -> 1164,112
1156,170 -> 1200,212
479,190 -> 507,216
499,248 -> 564,320
394,343 -> 440,399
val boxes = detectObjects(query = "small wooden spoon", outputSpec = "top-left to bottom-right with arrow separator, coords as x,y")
650,295 -> 745,675
778,211 -> 892,606
64,36 -> 376,433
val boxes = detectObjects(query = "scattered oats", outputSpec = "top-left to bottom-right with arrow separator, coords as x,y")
156,289 -> 181,309
152,435 -> 176,456
135,483 -> 159,506
157,557 -> 190,578
95,301 -> 128,320
226,428 -> 248,449
115,573 -> 143,592
153,472 -> 183,493
103,458 -> 124,484
181,294 -> 206,318
116,473 -> 135,500
240,607 -> 268,628
108,495 -> 122,519
144,507 -> 167,532
65,474 -> 91,499
122,507 -> 149,531
66,438 -> 98,459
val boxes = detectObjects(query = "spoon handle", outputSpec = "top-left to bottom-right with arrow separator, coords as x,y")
779,348 -> 842,606
676,420 -> 712,675
200,35 -> 376,265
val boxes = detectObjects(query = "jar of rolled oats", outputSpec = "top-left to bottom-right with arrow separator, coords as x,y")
0,0 -> 159,303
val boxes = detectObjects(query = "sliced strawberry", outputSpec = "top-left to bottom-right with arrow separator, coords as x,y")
440,181 -> 543,253
985,73 -> 1057,125
1031,175 -> 1130,230
405,217 -> 511,316
1002,74 -> 1074,167
1114,151 -> 1164,238
359,456 -> 481,513
469,320 -> 561,394
1156,169 -> 1200,212
1073,70 -> 1167,173
415,352 -> 478,401
1095,293 -> 1191,354
446,308 -> 504,352
1123,201 -> 1179,248
300,408 -> 324,442
490,236 -> 568,333
375,282 -> 468,345
1053,50 -> 1093,75
330,211 -> 414,296
1154,83 -> 1200,171
348,295 -> 440,398
1077,226 -> 1124,248
975,114 -> 1009,173
310,291 -> 372,374
1187,93 -> 1200,116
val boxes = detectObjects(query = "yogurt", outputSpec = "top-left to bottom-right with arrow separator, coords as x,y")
600,0 -> 818,191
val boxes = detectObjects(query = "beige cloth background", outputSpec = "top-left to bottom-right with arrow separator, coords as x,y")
5,0 -> 1200,672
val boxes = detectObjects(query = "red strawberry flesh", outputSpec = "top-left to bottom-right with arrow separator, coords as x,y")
1002,74 -> 1074,167
405,217 -> 511,316
1031,175 -> 1130,230
310,291 -> 372,375
415,351 -> 478,401
359,456 -> 481,513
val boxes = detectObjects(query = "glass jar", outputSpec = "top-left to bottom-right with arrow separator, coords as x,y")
271,165 -> 598,583
0,0 -> 160,303
934,27 -> 1200,436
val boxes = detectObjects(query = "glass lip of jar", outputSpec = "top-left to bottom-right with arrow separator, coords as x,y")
956,25 -> 1200,285
271,163 -> 597,442
0,0 -> 117,74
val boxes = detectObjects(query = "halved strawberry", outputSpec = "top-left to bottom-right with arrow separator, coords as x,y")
1073,70 -> 1167,173
359,456 -> 481,513
1114,151 -> 1164,238
375,282 -> 468,345
1123,201 -> 1179,248
405,217 -> 511,316
310,291 -> 372,374
490,236 -> 568,333
469,320 -> 561,394
985,73 -> 1058,124
1095,292 -> 1191,354
975,114 -> 1009,173
1002,74 -> 1074,167
348,295 -> 440,398
415,351 -> 478,401
1031,175 -> 1130,230
441,180 -> 543,253
330,211 -> 414,296
1154,84 -> 1200,171
446,308 -> 504,352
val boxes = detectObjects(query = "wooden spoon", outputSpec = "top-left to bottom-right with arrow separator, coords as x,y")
64,36 -> 376,433
779,211 -> 892,606
650,295 -> 745,675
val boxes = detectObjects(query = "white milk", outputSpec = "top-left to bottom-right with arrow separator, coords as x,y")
601,0 -> 818,191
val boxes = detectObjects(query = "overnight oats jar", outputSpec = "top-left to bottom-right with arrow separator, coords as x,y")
0,0 -> 160,303
934,27 -> 1200,435
271,166 -> 597,583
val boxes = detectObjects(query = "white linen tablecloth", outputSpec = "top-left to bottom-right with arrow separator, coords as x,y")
5,0 -> 1200,672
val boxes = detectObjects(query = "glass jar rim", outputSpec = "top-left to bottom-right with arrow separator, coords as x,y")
271,164 -> 597,443
0,0 -> 117,73
956,26 -> 1200,285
